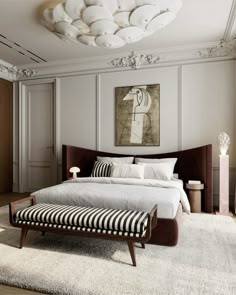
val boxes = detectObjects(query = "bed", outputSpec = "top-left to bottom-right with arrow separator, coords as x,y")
33,144 -> 212,246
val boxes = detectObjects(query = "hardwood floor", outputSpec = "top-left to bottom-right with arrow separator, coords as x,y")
0,192 -> 29,207
0,192 -> 47,294
0,284 -> 45,295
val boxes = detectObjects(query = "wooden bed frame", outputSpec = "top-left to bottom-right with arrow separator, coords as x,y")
62,144 -> 213,246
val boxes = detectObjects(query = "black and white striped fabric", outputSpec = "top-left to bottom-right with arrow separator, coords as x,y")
91,161 -> 112,177
15,204 -> 149,238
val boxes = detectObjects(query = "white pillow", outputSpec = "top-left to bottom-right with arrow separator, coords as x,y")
138,163 -> 173,180
97,156 -> 134,164
111,164 -> 144,179
135,157 -> 177,172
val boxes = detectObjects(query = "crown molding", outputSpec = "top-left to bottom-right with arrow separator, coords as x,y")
0,59 -> 15,81
0,59 -> 37,81
198,36 -> 236,58
15,41 -> 235,79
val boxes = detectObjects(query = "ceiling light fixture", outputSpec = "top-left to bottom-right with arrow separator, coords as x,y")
42,0 -> 183,49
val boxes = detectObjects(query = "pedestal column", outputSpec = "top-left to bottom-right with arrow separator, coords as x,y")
219,155 -> 229,214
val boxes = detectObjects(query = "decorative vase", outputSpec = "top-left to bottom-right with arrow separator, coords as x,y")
218,132 -> 230,155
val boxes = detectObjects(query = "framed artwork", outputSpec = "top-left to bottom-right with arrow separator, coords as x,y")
115,84 -> 160,146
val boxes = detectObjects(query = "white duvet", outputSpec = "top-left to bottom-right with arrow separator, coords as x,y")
32,177 -> 190,219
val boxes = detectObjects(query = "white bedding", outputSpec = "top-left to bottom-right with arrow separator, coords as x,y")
32,178 -> 190,219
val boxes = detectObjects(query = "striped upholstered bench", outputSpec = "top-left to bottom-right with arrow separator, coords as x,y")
9,196 -> 157,266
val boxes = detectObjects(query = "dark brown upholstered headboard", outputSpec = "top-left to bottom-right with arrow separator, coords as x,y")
62,144 -> 213,213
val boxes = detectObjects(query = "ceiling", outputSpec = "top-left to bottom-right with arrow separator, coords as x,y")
0,0 -> 235,66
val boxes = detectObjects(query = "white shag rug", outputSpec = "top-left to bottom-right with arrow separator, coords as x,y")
0,205 -> 235,295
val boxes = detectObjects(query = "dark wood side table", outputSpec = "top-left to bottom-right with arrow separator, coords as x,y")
186,183 -> 204,213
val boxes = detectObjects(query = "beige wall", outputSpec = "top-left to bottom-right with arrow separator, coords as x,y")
14,60 -> 236,207
98,66 -> 179,154
60,74 -> 97,149
181,61 -> 236,206
182,61 -> 236,167
59,60 -> 236,207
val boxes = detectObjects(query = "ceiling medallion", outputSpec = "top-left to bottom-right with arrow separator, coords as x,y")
0,64 -> 37,79
110,51 -> 160,69
198,36 -> 236,58
42,0 -> 183,49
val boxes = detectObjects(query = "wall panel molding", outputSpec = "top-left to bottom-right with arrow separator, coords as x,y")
55,77 -> 61,179
98,66 -> 179,154
96,74 -> 101,151
12,161 -> 18,192
13,82 -> 19,192
18,78 -> 60,192
177,66 -> 183,150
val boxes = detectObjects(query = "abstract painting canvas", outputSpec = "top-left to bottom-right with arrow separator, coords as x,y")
115,84 -> 160,146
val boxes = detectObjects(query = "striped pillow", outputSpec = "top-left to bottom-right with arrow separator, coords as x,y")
91,161 -> 112,177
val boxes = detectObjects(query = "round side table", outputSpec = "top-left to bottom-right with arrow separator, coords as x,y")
186,183 -> 204,213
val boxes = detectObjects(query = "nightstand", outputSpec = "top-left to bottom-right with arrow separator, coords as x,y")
186,183 -> 204,213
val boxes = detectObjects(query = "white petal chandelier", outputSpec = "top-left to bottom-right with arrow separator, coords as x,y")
42,0 -> 183,49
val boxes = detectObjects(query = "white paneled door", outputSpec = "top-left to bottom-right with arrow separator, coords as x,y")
20,80 -> 58,192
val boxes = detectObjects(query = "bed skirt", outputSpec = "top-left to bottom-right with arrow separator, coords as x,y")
149,204 -> 182,246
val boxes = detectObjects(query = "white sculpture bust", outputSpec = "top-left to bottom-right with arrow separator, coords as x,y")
218,132 -> 230,155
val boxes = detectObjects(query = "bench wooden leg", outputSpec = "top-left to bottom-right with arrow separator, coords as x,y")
19,228 -> 28,249
127,241 -> 136,267
141,243 -> 145,249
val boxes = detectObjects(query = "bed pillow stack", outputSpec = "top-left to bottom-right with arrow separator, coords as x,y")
91,161 -> 112,177
110,163 -> 144,179
135,158 -> 177,181
91,156 -> 134,177
91,156 -> 177,181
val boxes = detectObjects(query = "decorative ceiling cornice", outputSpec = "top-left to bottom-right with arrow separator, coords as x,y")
12,42 -> 233,78
9,66 -> 37,79
109,51 -> 160,70
0,62 -> 37,81
197,36 -> 236,58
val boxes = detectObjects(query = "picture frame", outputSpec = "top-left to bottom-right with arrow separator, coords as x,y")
115,84 -> 160,146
